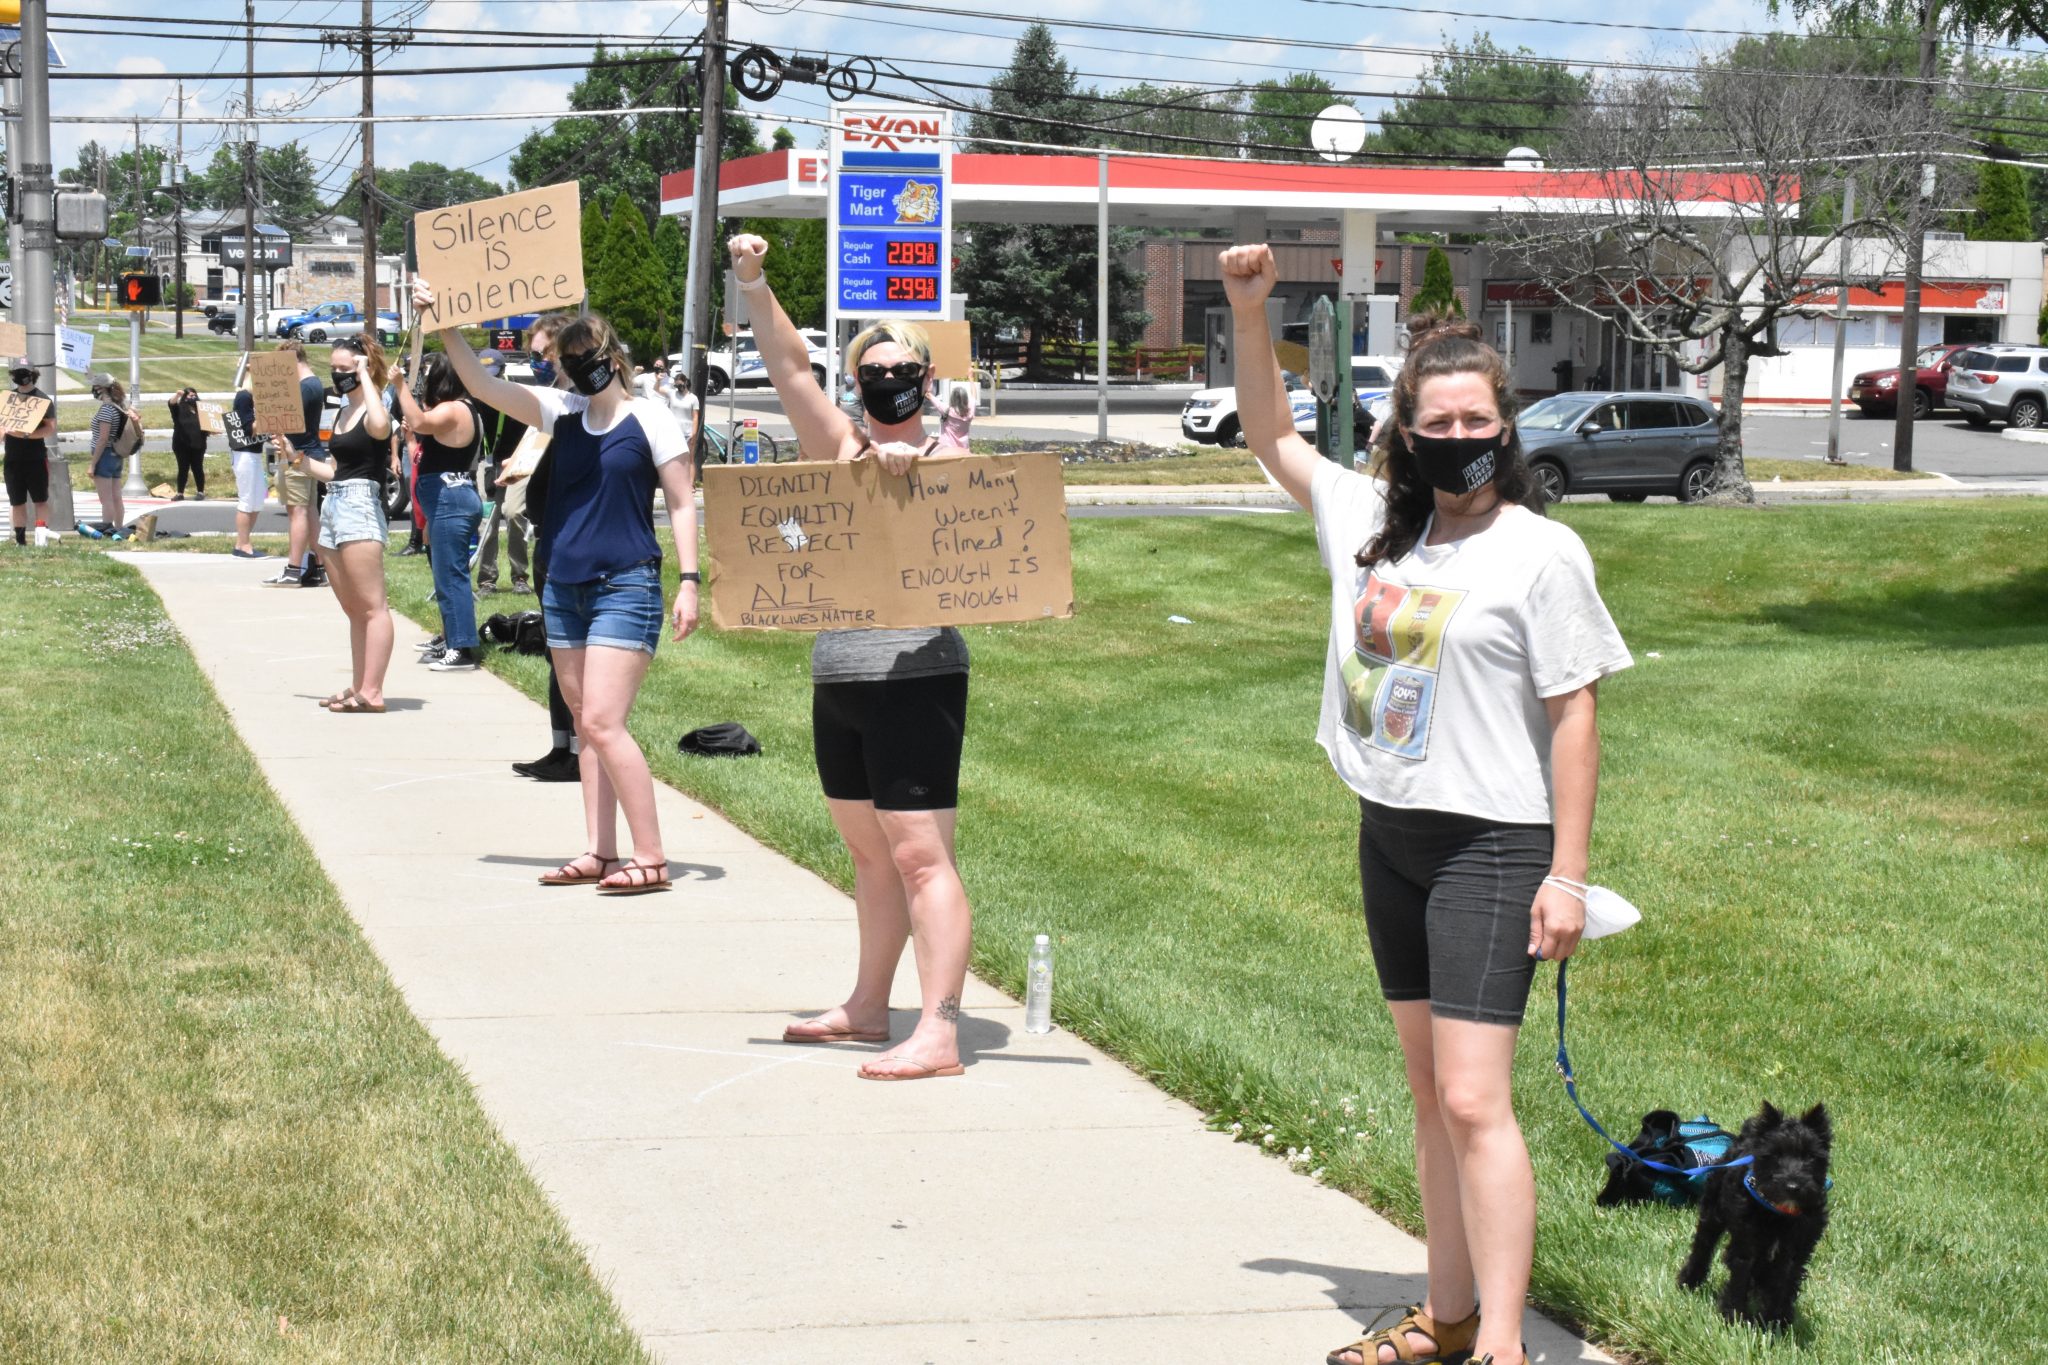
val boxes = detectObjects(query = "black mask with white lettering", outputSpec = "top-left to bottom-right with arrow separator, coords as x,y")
561,349 -> 617,397
330,368 -> 361,395
1405,431 -> 1504,495
859,375 -> 924,426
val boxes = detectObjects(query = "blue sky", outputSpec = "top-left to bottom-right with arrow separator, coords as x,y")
35,0 -> 2030,198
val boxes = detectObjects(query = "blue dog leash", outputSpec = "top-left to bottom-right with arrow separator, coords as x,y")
1551,958 -> 1754,1180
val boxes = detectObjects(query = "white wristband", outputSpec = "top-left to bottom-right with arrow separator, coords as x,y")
735,272 -> 769,293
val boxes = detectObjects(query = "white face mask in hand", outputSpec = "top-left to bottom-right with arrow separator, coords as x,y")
1581,885 -> 1642,940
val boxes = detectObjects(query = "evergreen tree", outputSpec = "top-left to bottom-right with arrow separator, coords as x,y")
1377,36 -> 1590,163
651,213 -> 688,353
581,192 -> 610,305
1969,152 -> 2034,240
738,216 -> 828,327
956,25 -> 1149,374
1409,246 -> 1463,317
592,198 -> 666,366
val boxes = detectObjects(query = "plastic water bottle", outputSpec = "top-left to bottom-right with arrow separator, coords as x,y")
1024,934 -> 1054,1034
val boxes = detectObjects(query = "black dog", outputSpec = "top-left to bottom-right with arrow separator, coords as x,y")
1677,1102 -> 1832,1331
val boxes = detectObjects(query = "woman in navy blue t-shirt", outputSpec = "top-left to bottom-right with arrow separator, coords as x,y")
419,282 -> 701,895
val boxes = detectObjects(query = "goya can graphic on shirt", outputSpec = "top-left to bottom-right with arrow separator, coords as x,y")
1343,570 -> 1466,760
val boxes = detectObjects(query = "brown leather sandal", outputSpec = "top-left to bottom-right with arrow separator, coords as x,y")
1326,1304 -> 1480,1365
596,860 -> 674,896
538,853 -> 621,887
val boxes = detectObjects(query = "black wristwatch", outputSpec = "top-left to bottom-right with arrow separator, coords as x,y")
678,571 -> 702,584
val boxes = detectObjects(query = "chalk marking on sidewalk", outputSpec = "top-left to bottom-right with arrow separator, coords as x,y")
366,768 -> 506,793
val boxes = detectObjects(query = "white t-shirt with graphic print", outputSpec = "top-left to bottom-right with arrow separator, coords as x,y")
1309,459 -> 1633,825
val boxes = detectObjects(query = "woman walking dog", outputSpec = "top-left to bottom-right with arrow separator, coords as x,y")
727,232 -> 976,1082
1223,244 -> 1632,1365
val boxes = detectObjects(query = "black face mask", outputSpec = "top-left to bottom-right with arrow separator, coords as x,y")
330,368 -> 361,395
561,349 -> 616,397
859,375 -> 924,426
1405,431 -> 1504,495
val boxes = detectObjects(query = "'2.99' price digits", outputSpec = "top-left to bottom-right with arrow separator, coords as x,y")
885,275 -> 940,303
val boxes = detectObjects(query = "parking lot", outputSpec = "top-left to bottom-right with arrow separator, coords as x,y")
1742,410 -> 2048,483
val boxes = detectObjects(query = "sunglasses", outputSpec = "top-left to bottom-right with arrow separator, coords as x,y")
857,362 -> 926,383
337,335 -> 368,353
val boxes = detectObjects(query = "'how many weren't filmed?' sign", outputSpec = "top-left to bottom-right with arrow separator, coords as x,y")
703,452 -> 1074,632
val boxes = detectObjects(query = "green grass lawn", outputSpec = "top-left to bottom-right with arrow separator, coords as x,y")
393,499 -> 2048,1364
0,549 -> 649,1363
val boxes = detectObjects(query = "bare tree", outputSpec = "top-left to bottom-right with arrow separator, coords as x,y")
1494,41 -> 1957,500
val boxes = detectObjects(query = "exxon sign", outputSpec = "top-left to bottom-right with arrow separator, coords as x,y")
835,107 -> 949,155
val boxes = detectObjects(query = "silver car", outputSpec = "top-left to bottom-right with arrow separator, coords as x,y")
1517,391 -> 1722,503
1944,344 -> 2048,430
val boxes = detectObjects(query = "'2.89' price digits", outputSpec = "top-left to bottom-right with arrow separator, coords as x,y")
885,239 -> 939,267
885,275 -> 940,303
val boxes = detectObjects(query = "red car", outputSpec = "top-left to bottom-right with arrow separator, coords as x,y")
1849,343 -> 1971,418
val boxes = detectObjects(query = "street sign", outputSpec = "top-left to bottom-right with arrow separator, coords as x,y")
829,102 -> 951,322
1309,296 -> 1338,404
121,273 -> 162,309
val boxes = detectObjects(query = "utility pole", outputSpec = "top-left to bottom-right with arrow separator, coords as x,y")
19,0 -> 79,529
321,6 -> 410,336
1825,176 -> 1855,465
240,0 -> 256,352
1892,0 -> 1941,474
680,0 -> 727,469
173,79 -> 185,338
4,64 -> 23,331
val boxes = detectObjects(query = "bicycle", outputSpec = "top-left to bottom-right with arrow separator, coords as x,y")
694,419 -> 786,475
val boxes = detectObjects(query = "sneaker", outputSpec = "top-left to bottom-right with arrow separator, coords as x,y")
476,582 -> 499,598
417,634 -> 446,658
231,547 -> 267,559
264,567 -> 302,586
427,647 -> 481,672
513,747 -> 581,782
511,578 -> 532,594
298,571 -> 328,589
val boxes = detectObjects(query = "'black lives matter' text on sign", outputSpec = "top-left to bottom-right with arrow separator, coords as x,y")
703,451 -> 1074,631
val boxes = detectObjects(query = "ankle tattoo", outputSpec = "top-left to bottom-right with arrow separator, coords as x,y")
936,994 -> 961,1023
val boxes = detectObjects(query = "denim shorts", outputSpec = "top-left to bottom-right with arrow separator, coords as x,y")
542,562 -> 665,655
316,478 -> 388,549
92,451 -> 123,481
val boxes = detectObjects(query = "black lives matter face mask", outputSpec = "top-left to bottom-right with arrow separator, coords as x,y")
858,375 -> 924,425
561,349 -> 617,397
1406,431 -> 1504,495
330,369 -> 361,395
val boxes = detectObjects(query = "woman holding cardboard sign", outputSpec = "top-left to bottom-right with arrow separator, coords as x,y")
726,232 -> 975,1082
291,335 -> 398,713
414,279 -> 699,896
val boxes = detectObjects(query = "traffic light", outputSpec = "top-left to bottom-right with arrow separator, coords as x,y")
121,273 -> 162,309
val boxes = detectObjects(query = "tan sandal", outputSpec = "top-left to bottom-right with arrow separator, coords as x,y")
1326,1304 -> 1479,1365
539,853 -> 621,887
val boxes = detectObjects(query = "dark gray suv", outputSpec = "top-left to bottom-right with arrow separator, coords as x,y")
1516,391 -> 1722,503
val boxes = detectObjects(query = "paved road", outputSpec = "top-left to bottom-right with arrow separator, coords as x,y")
1741,412 -> 2048,481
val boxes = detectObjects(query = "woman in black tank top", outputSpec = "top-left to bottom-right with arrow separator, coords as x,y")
395,354 -> 487,670
298,335 -> 397,712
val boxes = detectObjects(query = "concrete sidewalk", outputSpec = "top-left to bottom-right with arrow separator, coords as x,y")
126,551 -> 1610,1365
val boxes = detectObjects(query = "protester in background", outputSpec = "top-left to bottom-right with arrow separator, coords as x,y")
5,365 -> 57,546
503,313 -> 580,783
473,374 -> 533,597
263,341 -> 329,589
221,377 -> 268,559
290,334 -> 397,713
420,282 -> 698,892
87,374 -> 130,536
663,357 -> 700,453
1223,243 -> 1631,1365
395,352 -> 486,672
167,385 -> 208,500
728,232 -> 975,1082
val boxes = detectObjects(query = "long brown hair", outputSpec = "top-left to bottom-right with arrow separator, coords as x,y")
331,333 -> 391,392
554,314 -> 631,393
1357,312 -> 1540,567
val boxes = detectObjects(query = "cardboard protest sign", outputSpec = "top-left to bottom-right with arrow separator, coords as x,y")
0,390 -> 50,435
704,451 -> 1074,631
197,400 -> 226,435
414,181 -> 584,329
247,350 -> 306,436
0,320 -> 26,356
923,320 -> 972,380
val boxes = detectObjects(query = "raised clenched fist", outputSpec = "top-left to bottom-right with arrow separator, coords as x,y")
727,234 -> 770,282
1218,244 -> 1279,310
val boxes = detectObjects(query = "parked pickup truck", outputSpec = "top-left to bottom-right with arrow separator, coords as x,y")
277,301 -> 401,345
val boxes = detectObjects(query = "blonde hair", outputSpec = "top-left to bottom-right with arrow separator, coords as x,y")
555,314 -> 632,392
845,320 -> 933,377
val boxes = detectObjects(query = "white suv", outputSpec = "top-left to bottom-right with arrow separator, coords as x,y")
1183,355 -> 1402,447
1946,344 -> 2048,430
674,330 -> 830,394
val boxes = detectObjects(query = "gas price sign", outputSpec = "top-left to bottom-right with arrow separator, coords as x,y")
835,166 -> 946,315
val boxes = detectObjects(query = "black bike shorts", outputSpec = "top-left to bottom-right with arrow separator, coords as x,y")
4,451 -> 49,507
1357,797 -> 1554,1026
812,672 -> 969,811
